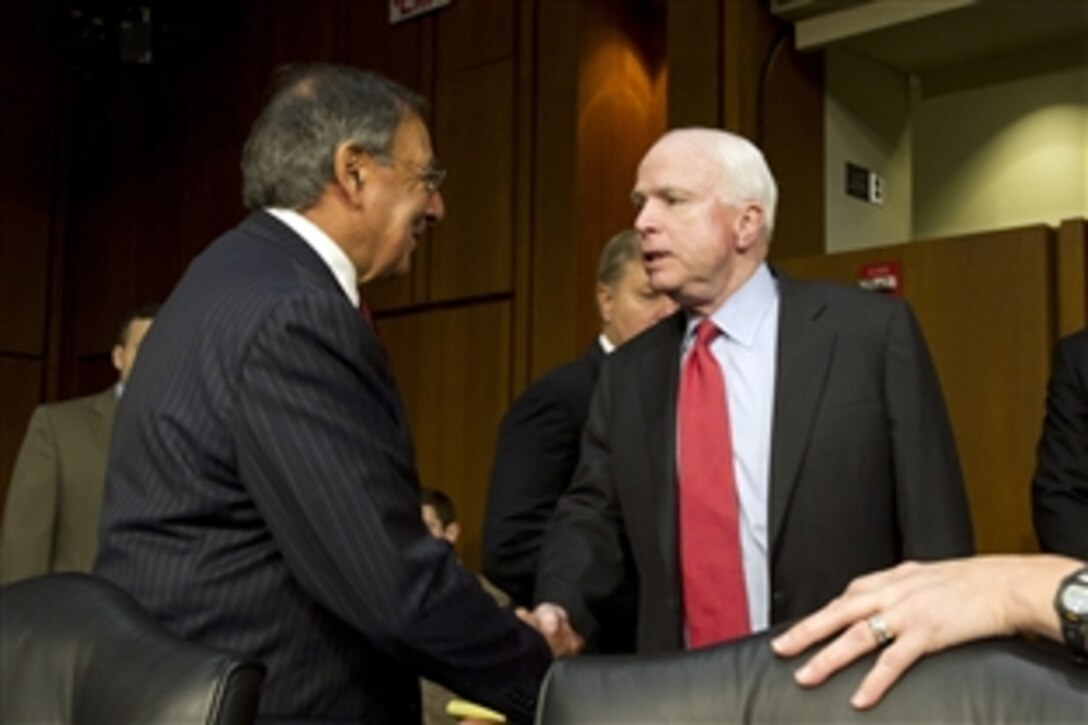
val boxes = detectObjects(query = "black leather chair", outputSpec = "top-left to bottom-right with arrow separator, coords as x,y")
536,629 -> 1087,724
0,573 -> 265,724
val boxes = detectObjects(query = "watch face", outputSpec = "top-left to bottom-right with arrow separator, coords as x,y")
1060,582 -> 1088,617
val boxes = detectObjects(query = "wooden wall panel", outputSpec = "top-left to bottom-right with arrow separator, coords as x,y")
575,0 -> 667,347
0,2 -> 53,358
1056,218 -> 1088,337
665,0 -> 722,128
436,0 -> 514,73
379,302 -> 512,571
777,225 -> 1055,555
760,36 -> 824,262
430,59 -> 515,301
530,1 -> 583,379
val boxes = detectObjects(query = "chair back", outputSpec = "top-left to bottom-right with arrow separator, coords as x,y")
536,629 -> 1088,723
1,573 -> 265,724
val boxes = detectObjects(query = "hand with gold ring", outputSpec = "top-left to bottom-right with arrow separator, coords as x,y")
771,556 -> 1081,709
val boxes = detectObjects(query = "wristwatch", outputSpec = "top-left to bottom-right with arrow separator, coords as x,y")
1054,565 -> 1088,659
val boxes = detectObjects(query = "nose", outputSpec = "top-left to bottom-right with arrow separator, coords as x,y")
634,202 -> 657,237
426,190 -> 446,224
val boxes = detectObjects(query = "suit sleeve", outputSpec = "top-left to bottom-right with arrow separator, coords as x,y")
534,362 -> 628,648
234,295 -> 550,723
885,301 -> 974,558
1032,334 -> 1088,558
482,379 -> 582,606
1,407 -> 59,583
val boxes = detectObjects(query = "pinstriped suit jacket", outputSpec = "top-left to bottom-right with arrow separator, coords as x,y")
95,212 -> 550,724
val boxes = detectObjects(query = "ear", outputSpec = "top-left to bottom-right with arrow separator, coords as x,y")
596,282 -> 613,324
733,202 -> 765,252
111,344 -> 124,374
333,142 -> 366,202
444,522 -> 461,545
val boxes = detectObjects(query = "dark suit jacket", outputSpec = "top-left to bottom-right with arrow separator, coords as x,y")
536,272 -> 974,652
94,212 -> 550,723
482,341 -> 604,606
1032,328 -> 1088,558
2,389 -> 116,583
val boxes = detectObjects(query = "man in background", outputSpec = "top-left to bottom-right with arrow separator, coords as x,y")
482,229 -> 675,614
419,488 -> 509,725
1,304 -> 156,583
1032,327 -> 1088,559
535,128 -> 973,654
94,65 -> 576,724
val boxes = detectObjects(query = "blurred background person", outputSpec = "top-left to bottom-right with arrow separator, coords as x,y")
1,303 -> 157,583
1032,327 -> 1088,560
419,487 -> 509,725
482,228 -> 675,652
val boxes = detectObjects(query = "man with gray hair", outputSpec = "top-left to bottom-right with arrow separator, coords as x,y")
95,64 -> 576,724
533,128 -> 973,655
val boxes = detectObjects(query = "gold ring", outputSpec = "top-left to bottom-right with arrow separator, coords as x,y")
867,615 -> 894,646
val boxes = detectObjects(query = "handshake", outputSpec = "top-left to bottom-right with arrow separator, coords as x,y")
515,603 -> 584,658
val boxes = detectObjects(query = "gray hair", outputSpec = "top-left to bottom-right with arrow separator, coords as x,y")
241,64 -> 427,210
597,229 -> 642,286
664,128 -> 778,242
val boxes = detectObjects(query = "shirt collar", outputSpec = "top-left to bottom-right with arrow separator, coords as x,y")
686,263 -> 778,347
598,333 -> 616,355
267,208 -> 360,307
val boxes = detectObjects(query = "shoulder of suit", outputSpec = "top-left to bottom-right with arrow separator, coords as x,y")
779,272 -> 910,323
36,388 -> 115,414
1056,327 -> 1088,355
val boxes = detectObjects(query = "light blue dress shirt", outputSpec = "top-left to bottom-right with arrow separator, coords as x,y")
680,263 -> 779,632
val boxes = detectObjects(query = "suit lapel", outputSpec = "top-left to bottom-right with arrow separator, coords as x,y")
638,315 -> 685,572
769,275 -> 835,551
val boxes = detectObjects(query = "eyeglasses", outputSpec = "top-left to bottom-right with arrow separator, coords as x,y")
374,153 -> 447,194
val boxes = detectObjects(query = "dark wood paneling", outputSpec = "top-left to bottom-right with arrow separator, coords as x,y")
760,38 -> 824,261
665,0 -> 722,128
436,0 -> 514,75
777,225 -> 1055,555
530,1 -> 583,379
576,0 -> 667,347
1056,218 -> 1087,338
0,2 -> 54,357
379,301 -> 512,571
430,59 -> 515,302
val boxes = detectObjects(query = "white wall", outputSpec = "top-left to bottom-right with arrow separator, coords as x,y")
823,38 -> 1087,250
824,47 -> 912,252
913,43 -> 1087,239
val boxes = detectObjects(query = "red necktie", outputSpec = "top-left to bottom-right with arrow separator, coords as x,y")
677,319 -> 749,648
359,300 -> 388,357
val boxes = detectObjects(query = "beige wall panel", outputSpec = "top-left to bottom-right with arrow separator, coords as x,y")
430,59 -> 515,302
777,226 -> 1054,554
379,301 -> 512,571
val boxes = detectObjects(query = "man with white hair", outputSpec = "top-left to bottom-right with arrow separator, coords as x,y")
534,128 -> 974,654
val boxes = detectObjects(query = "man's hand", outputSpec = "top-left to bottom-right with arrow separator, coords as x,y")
516,602 -> 584,657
